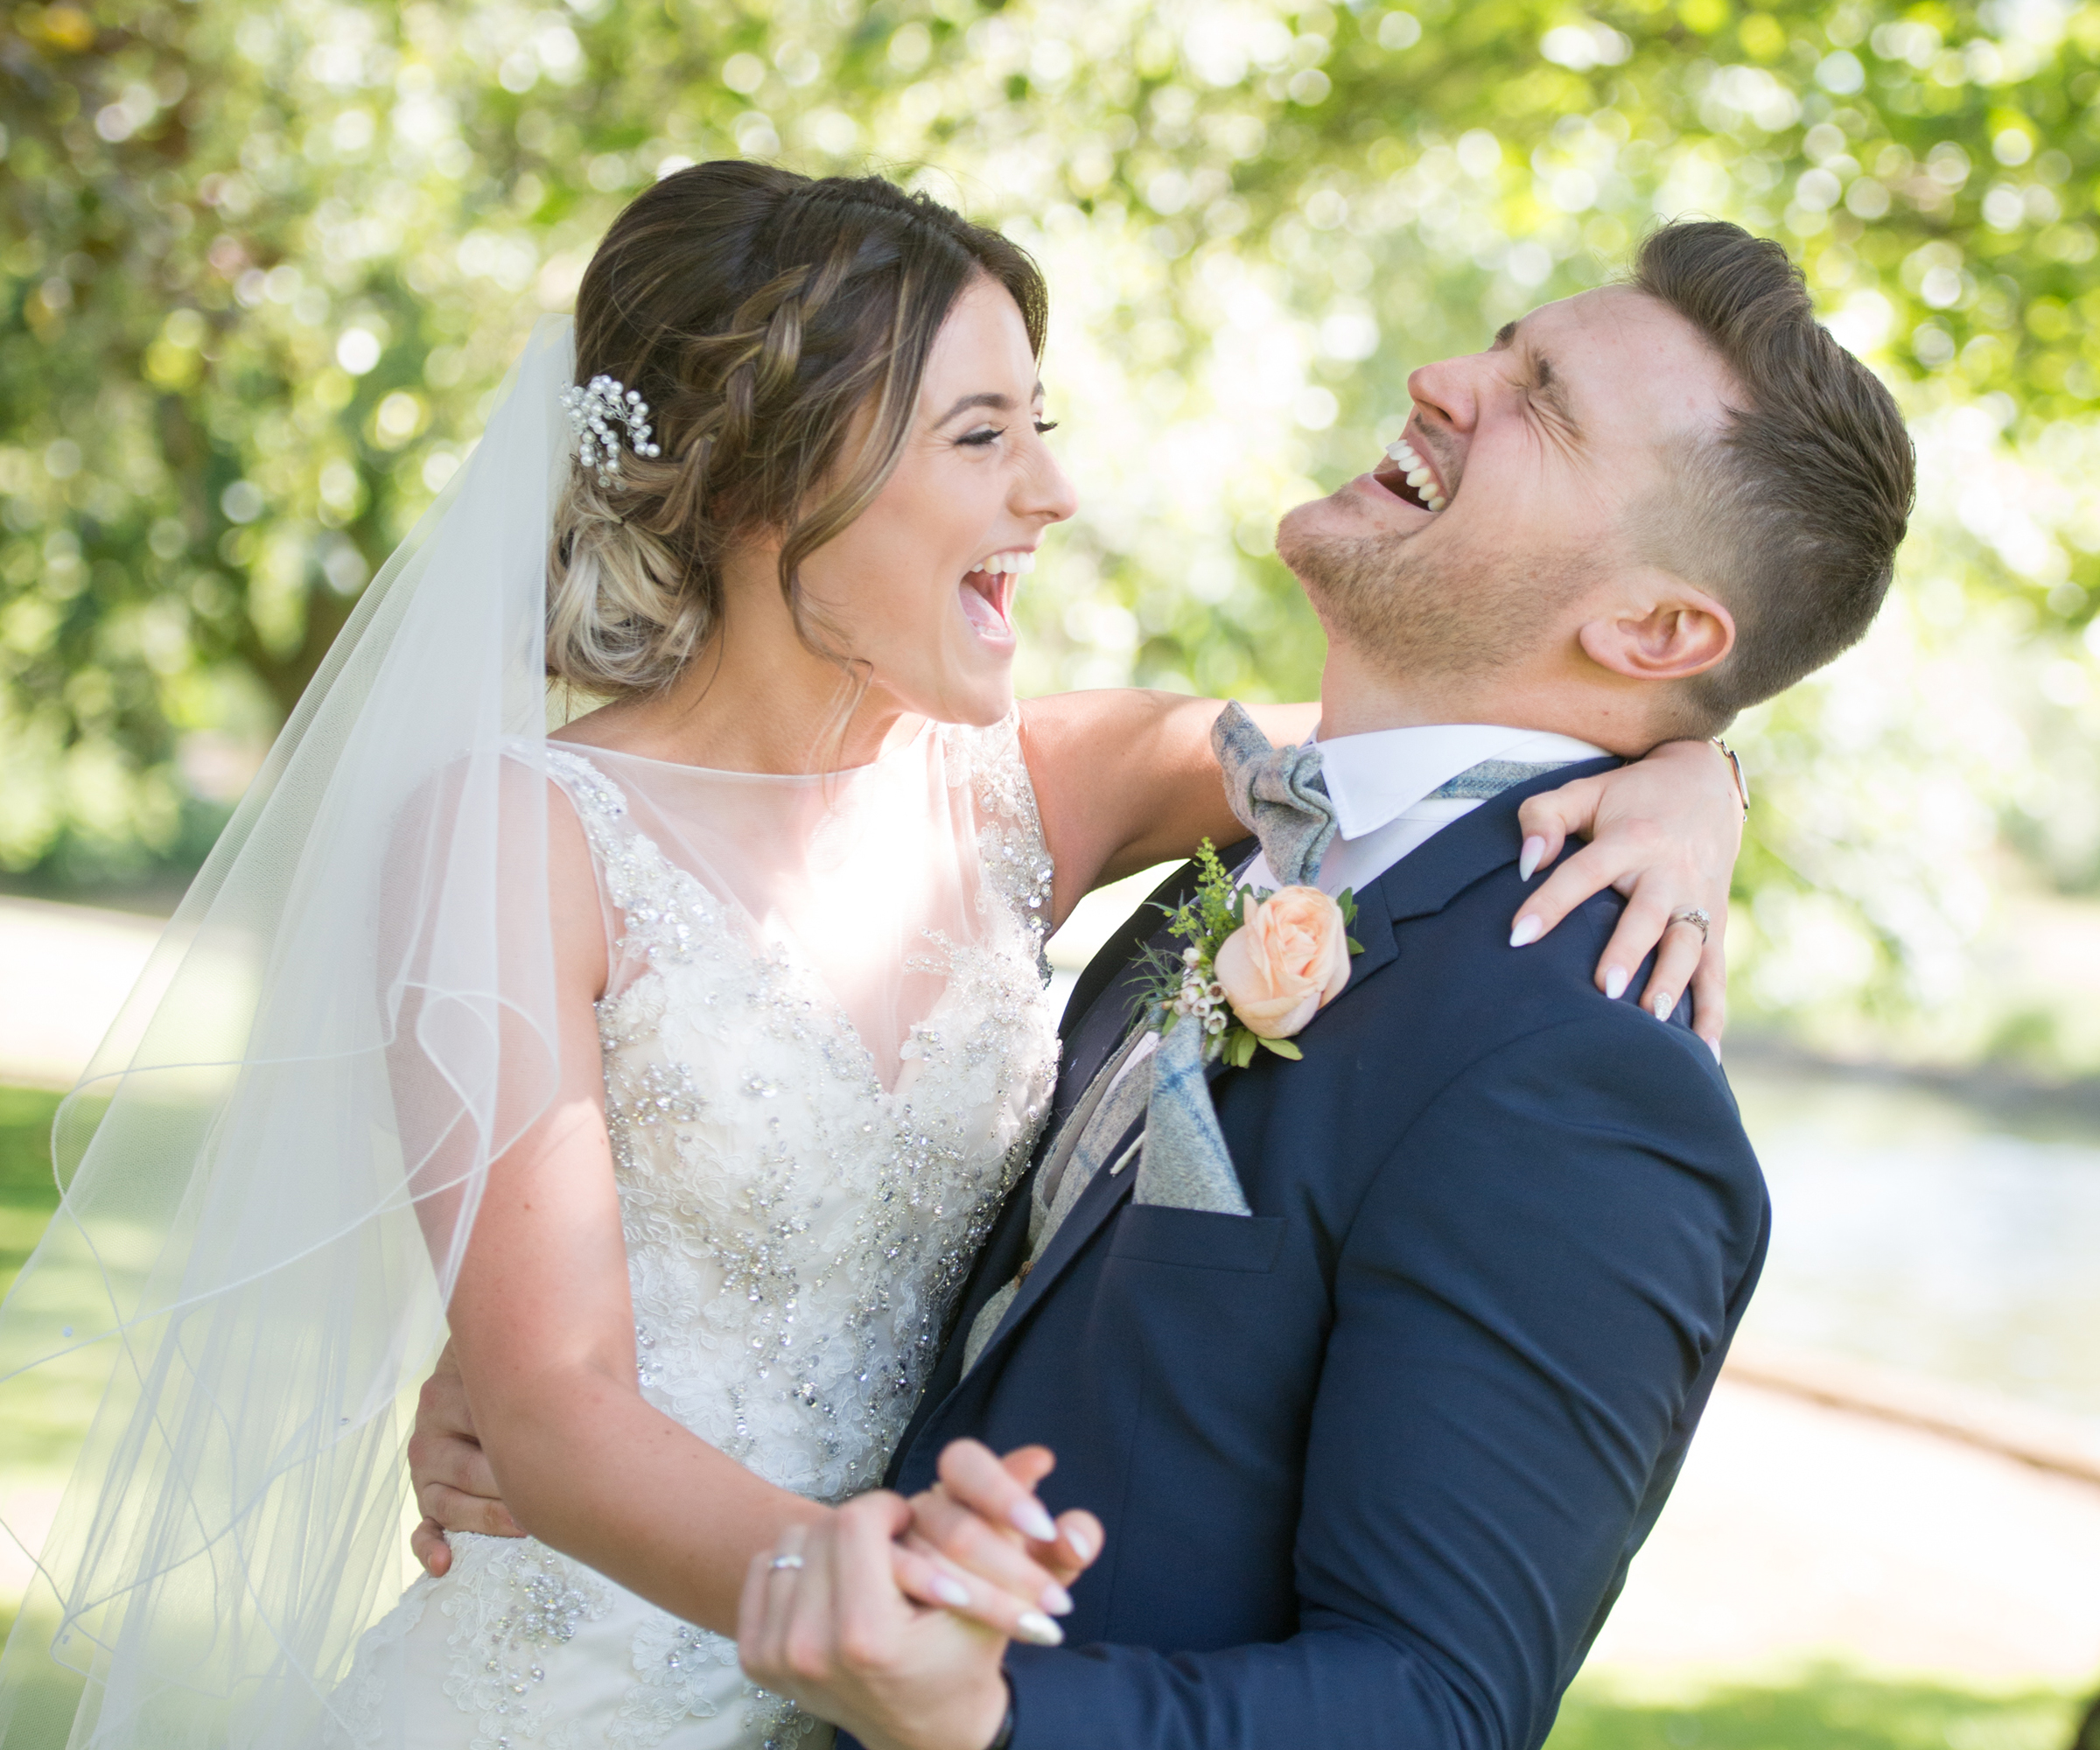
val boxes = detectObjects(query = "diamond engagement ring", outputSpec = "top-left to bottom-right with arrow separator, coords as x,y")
1669,907 -> 1712,943
769,1553 -> 805,1571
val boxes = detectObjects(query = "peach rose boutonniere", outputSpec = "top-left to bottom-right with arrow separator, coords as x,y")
1145,839 -> 1364,1068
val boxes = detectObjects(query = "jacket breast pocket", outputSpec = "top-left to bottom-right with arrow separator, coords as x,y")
1108,1206 -> 1286,1273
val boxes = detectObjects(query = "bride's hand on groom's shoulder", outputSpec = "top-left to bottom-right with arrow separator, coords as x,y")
1508,737 -> 1744,1060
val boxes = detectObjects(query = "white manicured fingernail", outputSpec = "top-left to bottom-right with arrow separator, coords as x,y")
1041,1581 -> 1074,1615
1519,836 -> 1546,881
1012,1501 -> 1058,1544
1015,1611 -> 1065,1647
1707,1038 -> 1723,1064
1653,991 -> 1672,1018
932,1575 -> 971,1609
1064,1525 -> 1096,1564
1605,967 -> 1628,1001
1508,914 -> 1544,948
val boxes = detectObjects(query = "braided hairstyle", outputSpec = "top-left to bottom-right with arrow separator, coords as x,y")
547,163 -> 1049,697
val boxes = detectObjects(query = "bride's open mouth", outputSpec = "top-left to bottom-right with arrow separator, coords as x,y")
958,550 -> 1033,643
1370,434 -> 1451,514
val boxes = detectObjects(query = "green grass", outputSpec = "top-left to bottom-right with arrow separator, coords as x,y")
0,1085 -> 63,1302
0,1088 -> 66,1657
1549,1664 -> 2086,1750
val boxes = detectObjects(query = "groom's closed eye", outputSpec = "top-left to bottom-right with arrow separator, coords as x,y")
1489,319 -> 1583,438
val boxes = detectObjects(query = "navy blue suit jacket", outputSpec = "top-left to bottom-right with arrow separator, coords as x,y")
881,762 -> 1769,1750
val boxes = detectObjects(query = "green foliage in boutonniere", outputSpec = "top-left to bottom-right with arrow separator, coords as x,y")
1138,838 -> 1364,1069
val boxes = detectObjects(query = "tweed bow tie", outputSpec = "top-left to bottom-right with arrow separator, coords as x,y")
1211,700 -> 1335,887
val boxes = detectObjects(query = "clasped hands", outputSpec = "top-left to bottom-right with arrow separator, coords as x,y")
410,1358 -> 1097,1750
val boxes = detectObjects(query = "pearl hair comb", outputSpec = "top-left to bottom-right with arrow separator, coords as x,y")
559,374 -> 661,486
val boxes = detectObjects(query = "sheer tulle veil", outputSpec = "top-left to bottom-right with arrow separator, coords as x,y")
0,318 -> 579,1746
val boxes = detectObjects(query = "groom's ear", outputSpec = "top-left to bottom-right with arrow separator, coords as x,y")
1575,573 -> 1735,684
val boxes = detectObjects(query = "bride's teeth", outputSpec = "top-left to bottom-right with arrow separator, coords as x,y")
1427,493 -> 1448,511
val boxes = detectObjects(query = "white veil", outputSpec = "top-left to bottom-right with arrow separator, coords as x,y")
0,318 -> 578,1746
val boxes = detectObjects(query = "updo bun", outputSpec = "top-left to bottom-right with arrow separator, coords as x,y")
546,163 -> 1047,697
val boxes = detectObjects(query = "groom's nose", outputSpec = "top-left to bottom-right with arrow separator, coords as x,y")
1405,352 -> 1482,441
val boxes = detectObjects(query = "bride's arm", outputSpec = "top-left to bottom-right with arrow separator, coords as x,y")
430,801 -> 1082,1636
435,803 -> 820,1632
1018,690 -> 1317,924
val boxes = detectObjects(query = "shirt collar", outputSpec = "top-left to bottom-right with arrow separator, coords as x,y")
1312,723 -> 1610,842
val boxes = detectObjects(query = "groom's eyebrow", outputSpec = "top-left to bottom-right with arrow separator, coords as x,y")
934,382 -> 1046,425
1490,320 -> 1583,438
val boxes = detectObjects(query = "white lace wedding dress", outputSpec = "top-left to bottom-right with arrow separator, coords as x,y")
332,714 -> 1060,1750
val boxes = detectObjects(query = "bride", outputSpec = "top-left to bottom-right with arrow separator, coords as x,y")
0,162 -> 1740,1749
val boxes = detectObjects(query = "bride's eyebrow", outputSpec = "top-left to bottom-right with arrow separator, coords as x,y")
932,382 -> 1046,426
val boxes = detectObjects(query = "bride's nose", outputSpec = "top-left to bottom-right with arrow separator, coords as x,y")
1018,443 -> 1079,527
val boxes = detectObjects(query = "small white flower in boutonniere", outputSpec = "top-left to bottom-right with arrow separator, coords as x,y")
1142,839 -> 1363,1069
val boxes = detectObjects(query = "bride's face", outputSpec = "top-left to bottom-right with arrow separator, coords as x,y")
798,276 -> 1078,728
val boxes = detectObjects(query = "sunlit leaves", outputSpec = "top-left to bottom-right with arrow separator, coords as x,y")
3,0 -> 2099,1041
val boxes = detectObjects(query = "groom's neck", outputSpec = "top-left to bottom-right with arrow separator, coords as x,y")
1316,640 -> 1643,753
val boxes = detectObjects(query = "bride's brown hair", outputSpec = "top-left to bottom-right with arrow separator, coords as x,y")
547,162 -> 1048,696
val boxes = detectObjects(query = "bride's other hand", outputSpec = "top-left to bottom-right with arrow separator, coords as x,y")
1508,738 -> 1743,1058
888,1438 -> 1102,1642
406,1340 -> 524,1577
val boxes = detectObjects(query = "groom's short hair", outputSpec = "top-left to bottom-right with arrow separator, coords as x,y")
1630,221 -> 1914,733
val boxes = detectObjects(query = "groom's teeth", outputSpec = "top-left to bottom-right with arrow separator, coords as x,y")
1427,493 -> 1448,511
1405,467 -> 1432,488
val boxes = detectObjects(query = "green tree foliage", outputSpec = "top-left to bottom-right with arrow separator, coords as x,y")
4,0 -> 2098,1034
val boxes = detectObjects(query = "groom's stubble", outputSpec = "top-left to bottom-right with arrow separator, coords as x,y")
1275,494 -> 1594,688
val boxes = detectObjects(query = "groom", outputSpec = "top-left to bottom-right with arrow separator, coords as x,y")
733,220 -> 1913,1748
420,220 -> 1914,1748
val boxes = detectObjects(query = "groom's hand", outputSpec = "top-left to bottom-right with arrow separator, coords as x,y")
740,1501 -> 1013,1750
406,1340 -> 523,1577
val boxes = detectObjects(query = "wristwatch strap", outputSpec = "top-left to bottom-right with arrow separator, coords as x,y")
984,1679 -> 1016,1750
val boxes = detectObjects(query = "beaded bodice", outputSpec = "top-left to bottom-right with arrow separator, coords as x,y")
544,714 -> 1060,1502
334,716 -> 1060,1750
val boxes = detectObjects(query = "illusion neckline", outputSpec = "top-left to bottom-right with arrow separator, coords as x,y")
548,714 -> 937,785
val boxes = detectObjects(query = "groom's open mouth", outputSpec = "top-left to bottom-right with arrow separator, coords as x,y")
958,550 -> 1033,644
1370,434 -> 1451,514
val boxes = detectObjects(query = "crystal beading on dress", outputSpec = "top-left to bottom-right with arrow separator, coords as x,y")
332,712 -> 1060,1750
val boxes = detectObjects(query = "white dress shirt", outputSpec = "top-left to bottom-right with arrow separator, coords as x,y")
1240,724 -> 1607,898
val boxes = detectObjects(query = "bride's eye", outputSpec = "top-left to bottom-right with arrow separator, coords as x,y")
1034,420 -> 1059,435
956,424 -> 1004,447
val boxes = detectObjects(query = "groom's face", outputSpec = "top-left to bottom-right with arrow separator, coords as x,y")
1278,285 -> 1737,681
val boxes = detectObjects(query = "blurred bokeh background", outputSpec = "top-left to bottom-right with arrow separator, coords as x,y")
4,0 -> 2100,1743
